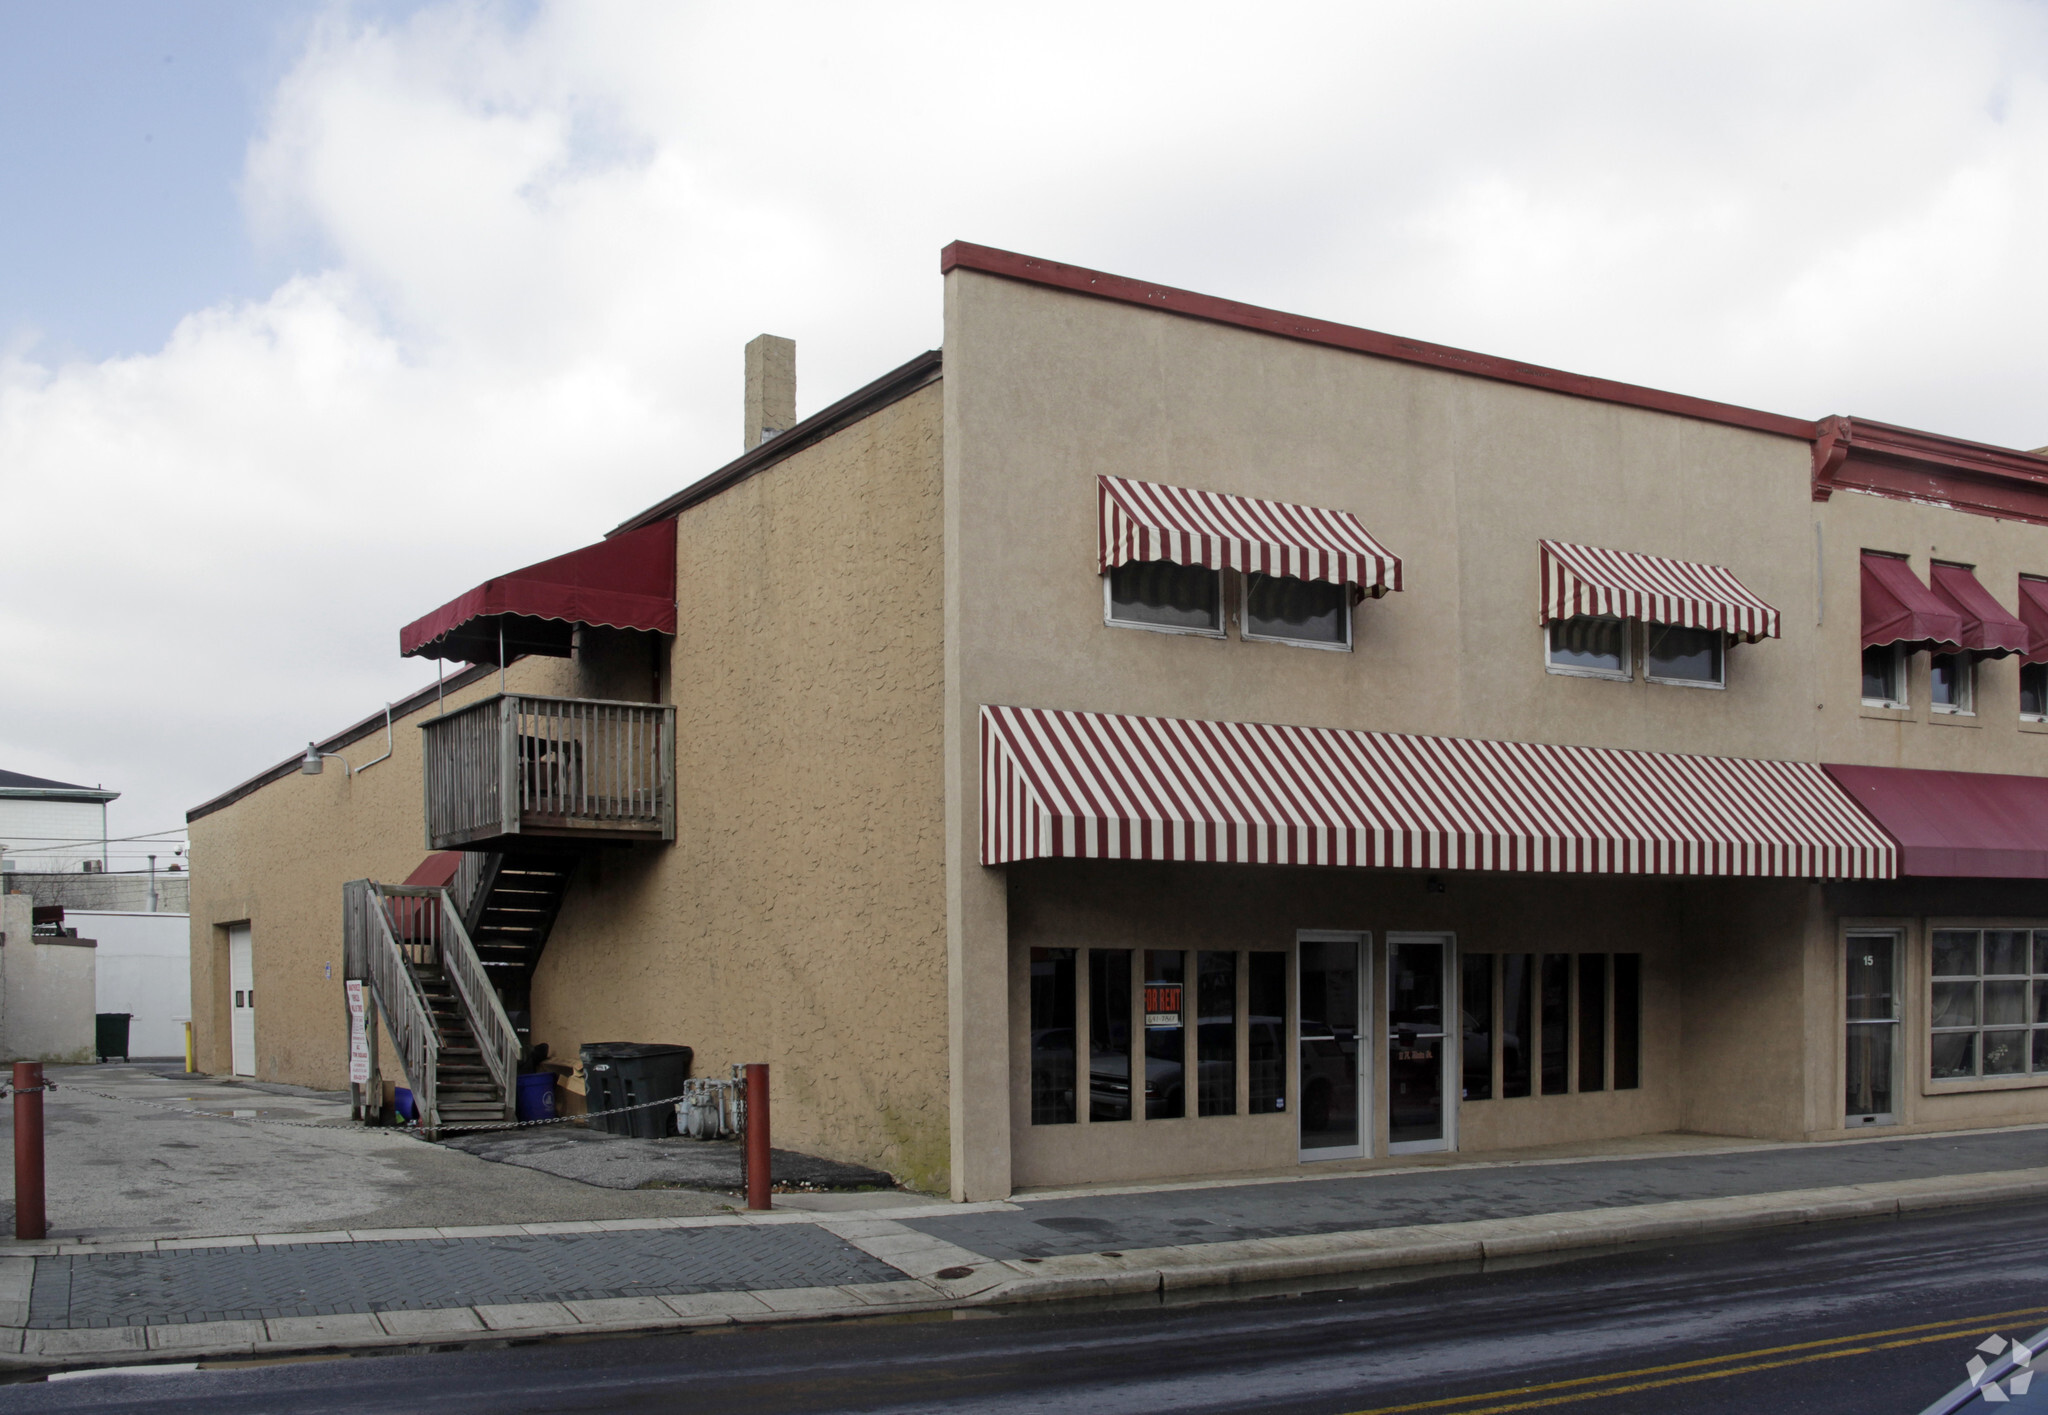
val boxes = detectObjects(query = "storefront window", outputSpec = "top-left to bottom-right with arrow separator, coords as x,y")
1541,954 -> 1571,1094
1197,952 -> 1237,1116
1502,953 -> 1534,1098
1144,950 -> 1186,1120
1248,952 -> 1287,1113
1930,928 -> 2048,1081
1577,954 -> 1607,1092
1088,949 -> 1133,1122
1029,948 -> 1076,1124
1613,953 -> 1641,1090
1461,953 -> 1493,1101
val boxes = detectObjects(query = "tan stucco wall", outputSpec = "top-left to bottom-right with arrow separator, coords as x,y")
942,266 -> 2048,1194
527,381 -> 951,1191
185,658 -> 573,1085
1004,861 -> 1684,1189
0,893 -> 96,1064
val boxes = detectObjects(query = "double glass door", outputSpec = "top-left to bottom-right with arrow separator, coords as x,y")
1297,932 -> 1459,1160
1298,934 -> 1366,1159
1388,935 -> 1453,1153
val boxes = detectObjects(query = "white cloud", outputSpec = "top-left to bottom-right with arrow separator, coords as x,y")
5,0 -> 2048,849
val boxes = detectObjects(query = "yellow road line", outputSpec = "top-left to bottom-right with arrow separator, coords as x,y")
1337,1304 -> 2048,1415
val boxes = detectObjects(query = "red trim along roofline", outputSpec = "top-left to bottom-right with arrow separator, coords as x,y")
942,241 -> 2048,530
940,241 -> 1817,442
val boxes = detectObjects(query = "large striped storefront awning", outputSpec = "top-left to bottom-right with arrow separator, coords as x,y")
1098,476 -> 1403,596
1539,541 -> 1779,643
981,705 -> 1896,879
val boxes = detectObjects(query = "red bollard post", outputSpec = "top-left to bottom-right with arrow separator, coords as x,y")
14,1062 -> 45,1240
744,1063 -> 771,1211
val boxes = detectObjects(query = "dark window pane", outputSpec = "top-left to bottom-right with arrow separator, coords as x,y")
1986,930 -> 2031,975
1861,645 -> 1896,703
1461,953 -> 1493,1102
1846,1024 -> 1894,1118
1548,616 -> 1627,674
2036,980 -> 2048,1027
1577,954 -> 1607,1093
2037,931 -> 2048,976
2024,663 -> 2048,718
1030,948 -> 1076,1125
1613,954 -> 1641,1091
2036,1029 -> 2048,1073
1088,949 -> 1133,1122
1502,954 -> 1534,1098
1245,573 -> 1346,645
1541,954 -> 1571,1095
1932,982 -> 1978,1029
1197,951 -> 1237,1117
1929,653 -> 1969,710
1932,931 -> 1980,977
1985,1030 -> 2029,1076
1247,953 -> 1287,1114
1986,980 -> 2029,1026
1645,625 -> 1723,684
1144,950 -> 1186,1120
1108,560 -> 1221,632
1930,1031 -> 1977,1080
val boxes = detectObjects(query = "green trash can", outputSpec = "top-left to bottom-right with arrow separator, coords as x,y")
94,1013 -> 133,1063
579,1043 -> 692,1138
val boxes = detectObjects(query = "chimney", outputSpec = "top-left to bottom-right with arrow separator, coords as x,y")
744,334 -> 796,450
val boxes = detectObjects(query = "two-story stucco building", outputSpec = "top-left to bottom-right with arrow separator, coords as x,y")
188,242 -> 2048,1200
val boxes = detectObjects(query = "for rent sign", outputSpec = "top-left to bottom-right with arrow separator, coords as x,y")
1144,983 -> 1183,1028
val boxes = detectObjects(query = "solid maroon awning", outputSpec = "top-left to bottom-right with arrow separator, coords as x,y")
1861,553 -> 1962,652
2019,577 -> 2048,667
1928,562 -> 2028,658
1826,763 -> 2048,877
400,522 -> 676,664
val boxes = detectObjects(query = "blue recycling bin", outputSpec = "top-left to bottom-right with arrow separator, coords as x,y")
516,1072 -> 556,1122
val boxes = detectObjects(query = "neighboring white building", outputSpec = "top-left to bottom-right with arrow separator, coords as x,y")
0,769 -> 117,876
0,894 -> 95,1065
69,910 -> 191,1058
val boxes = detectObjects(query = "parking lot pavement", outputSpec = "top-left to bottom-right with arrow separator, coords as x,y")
0,1066 -> 737,1242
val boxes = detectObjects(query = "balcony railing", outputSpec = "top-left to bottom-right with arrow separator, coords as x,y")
422,693 -> 676,851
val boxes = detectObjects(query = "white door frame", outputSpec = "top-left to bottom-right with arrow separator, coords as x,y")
1386,931 -> 1458,1155
228,923 -> 256,1077
1297,930 -> 1371,1162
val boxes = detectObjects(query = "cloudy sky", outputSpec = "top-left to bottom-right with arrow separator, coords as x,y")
4,0 -> 2047,863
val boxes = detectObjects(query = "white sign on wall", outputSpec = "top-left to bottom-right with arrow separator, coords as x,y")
346,980 -> 369,1084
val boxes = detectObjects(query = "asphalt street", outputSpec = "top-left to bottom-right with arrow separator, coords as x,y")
4,1199 -> 2046,1414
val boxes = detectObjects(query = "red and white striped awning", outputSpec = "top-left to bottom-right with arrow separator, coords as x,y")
1098,476 -> 1402,596
1539,541 -> 1779,643
981,704 -> 1894,879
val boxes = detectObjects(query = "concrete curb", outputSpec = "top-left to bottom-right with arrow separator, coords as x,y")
3,1166 -> 2044,1374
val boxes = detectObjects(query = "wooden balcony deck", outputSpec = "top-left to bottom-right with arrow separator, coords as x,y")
422,693 -> 676,851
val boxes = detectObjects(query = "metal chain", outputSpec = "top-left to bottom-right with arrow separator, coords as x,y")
24,1081 -> 689,1136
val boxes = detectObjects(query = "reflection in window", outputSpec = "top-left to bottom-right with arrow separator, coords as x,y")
2024,663 -> 2048,721
1929,928 -> 2048,1081
1502,954 -> 1534,1099
1930,653 -> 1973,714
1646,624 -> 1724,686
1244,573 -> 1348,648
1029,948 -> 1076,1125
1577,954 -> 1607,1092
1197,952 -> 1237,1116
1107,560 -> 1222,634
1547,616 -> 1629,677
1248,952 -> 1287,1113
1862,644 -> 1904,707
1088,949 -> 1132,1122
1541,955 -> 1572,1094
1461,953 -> 1493,1101
1144,950 -> 1186,1119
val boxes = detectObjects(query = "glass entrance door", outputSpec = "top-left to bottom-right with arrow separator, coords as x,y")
1388,934 -> 1454,1153
1298,933 -> 1367,1160
1845,932 -> 1900,1126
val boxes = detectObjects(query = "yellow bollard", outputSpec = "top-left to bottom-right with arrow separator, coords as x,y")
183,1020 -> 195,1074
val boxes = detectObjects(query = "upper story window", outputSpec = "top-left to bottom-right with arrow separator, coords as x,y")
1105,560 -> 1225,636
1861,644 -> 1906,709
1929,652 -> 1974,715
1537,541 -> 1776,690
2017,576 -> 2048,721
1645,624 -> 1725,688
1243,573 -> 1349,650
1545,616 -> 1630,680
1097,475 -> 1400,650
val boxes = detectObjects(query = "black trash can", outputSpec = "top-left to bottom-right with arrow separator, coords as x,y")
94,1013 -> 133,1063
579,1043 -> 693,1138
